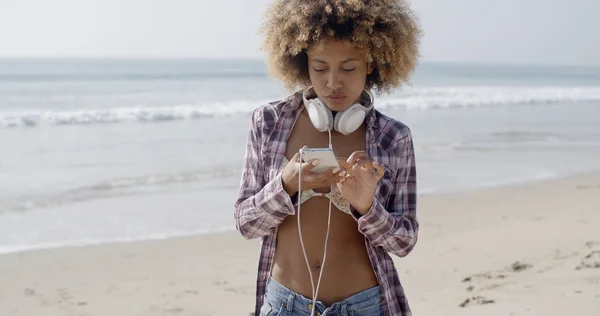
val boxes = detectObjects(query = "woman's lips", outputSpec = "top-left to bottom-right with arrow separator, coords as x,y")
326,95 -> 346,103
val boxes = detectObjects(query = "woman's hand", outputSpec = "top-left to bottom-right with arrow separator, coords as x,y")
336,151 -> 385,215
281,152 -> 346,196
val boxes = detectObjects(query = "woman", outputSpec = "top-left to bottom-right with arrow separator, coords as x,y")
234,1 -> 421,315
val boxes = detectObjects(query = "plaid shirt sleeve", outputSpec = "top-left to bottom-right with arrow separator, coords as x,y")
234,107 -> 296,239
351,131 -> 418,257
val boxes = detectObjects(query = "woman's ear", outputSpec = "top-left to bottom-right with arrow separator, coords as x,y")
367,62 -> 374,75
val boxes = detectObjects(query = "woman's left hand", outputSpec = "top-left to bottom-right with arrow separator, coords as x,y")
336,151 -> 385,215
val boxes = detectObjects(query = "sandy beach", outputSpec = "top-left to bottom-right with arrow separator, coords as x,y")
1,172 -> 599,316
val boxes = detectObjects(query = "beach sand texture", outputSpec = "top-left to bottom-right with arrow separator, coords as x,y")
1,172 -> 599,316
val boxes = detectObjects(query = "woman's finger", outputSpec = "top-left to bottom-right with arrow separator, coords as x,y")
323,173 -> 345,187
373,162 -> 385,181
299,159 -> 320,173
345,151 -> 368,165
290,152 -> 300,162
355,157 -> 374,171
313,167 -> 345,183
336,157 -> 351,170
301,167 -> 345,187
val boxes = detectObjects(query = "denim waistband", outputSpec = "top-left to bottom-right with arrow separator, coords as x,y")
264,277 -> 381,316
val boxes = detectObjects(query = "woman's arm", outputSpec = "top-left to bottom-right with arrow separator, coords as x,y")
350,133 -> 418,257
233,108 -> 296,239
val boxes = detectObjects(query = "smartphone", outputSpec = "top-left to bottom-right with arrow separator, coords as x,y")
300,147 -> 340,173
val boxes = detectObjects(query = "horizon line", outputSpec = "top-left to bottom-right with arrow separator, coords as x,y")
0,56 -> 598,68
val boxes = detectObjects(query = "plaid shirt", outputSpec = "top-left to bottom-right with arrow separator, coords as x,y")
234,91 -> 418,316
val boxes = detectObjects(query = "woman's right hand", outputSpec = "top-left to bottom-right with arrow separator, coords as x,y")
281,152 -> 346,196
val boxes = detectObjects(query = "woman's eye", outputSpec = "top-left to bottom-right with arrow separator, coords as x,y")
312,68 -> 355,72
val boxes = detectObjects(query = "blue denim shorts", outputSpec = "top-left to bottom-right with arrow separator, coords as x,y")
260,277 -> 382,316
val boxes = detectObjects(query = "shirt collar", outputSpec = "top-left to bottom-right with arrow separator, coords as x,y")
281,90 -> 304,113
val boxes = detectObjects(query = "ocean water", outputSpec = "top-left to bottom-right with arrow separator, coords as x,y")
1,58 -> 600,254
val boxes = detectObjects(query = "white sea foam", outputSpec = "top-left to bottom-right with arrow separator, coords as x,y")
0,226 -> 236,255
2,86 -> 599,127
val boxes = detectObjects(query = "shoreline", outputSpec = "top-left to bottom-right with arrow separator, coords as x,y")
1,168 -> 598,257
2,171 -> 600,316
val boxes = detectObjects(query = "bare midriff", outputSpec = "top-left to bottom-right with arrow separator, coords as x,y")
270,109 -> 378,306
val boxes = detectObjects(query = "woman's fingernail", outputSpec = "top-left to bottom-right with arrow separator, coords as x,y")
332,167 -> 340,173
339,171 -> 346,177
312,160 -> 320,166
346,157 -> 352,163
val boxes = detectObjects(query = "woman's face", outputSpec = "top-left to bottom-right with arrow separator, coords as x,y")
307,38 -> 374,112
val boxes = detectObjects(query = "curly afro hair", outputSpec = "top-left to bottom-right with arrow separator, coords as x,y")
259,0 -> 422,94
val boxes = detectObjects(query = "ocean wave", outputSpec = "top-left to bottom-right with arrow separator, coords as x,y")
0,71 -> 267,82
0,101 -> 261,127
2,86 -> 599,128
376,86 -> 600,110
0,167 -> 239,213
0,226 -> 237,255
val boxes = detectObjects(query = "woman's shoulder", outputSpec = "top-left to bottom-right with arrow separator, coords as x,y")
371,109 -> 414,151
250,91 -> 302,128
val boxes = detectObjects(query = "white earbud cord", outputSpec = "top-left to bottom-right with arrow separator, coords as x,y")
297,129 -> 334,316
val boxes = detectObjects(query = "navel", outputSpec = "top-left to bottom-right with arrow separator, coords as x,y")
314,261 -> 322,271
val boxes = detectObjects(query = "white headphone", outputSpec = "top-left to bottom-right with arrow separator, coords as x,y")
303,87 -> 374,135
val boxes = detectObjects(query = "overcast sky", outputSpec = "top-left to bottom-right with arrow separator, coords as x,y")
0,0 -> 598,65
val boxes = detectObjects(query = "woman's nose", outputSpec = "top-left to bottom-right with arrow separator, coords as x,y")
326,71 -> 342,90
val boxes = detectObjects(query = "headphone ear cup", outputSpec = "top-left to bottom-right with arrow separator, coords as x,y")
333,103 -> 367,135
306,98 -> 333,132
